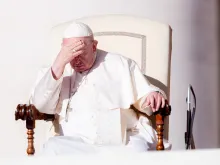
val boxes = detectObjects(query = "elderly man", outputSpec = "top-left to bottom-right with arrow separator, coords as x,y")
30,22 -> 168,155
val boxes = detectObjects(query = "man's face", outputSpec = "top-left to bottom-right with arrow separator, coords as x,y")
62,36 -> 98,72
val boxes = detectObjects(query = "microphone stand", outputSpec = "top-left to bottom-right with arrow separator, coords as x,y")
185,84 -> 196,150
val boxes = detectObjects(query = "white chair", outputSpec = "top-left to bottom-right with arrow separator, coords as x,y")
15,15 -> 172,155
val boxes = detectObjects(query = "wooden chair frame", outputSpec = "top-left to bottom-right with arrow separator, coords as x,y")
15,103 -> 171,155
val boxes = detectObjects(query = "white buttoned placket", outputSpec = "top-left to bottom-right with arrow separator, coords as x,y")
65,70 -> 90,122
64,70 -> 105,144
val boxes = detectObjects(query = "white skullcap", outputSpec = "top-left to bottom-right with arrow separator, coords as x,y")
63,21 -> 93,38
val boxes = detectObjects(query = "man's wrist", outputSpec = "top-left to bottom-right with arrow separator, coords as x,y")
51,64 -> 65,80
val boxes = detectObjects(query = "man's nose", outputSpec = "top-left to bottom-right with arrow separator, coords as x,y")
75,56 -> 80,61
74,56 -> 81,63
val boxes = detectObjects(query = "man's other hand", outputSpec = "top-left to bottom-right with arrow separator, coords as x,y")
142,92 -> 166,112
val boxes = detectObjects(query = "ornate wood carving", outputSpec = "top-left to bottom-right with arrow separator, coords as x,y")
15,104 -> 55,155
15,103 -> 171,154
15,104 -> 55,121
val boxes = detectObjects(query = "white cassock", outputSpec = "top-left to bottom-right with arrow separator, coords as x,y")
30,49 -> 171,156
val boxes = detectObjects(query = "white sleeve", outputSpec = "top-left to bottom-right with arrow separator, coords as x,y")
129,60 -> 167,116
29,67 -> 63,114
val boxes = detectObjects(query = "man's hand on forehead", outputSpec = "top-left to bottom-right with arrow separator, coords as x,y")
66,40 -> 84,49
52,22 -> 95,79
53,40 -> 85,68
62,40 -> 85,55
63,39 -> 83,46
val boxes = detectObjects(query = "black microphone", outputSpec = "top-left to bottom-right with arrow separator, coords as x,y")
185,84 -> 196,150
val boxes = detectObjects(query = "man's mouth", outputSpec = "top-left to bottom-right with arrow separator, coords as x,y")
75,63 -> 85,68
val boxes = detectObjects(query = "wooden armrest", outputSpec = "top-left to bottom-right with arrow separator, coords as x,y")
15,104 -> 55,122
15,103 -> 171,155
15,104 -> 55,155
153,103 -> 171,150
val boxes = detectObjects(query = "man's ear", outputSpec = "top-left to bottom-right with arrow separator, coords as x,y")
93,40 -> 98,51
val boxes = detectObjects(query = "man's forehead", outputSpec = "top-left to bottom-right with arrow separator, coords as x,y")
62,36 -> 92,44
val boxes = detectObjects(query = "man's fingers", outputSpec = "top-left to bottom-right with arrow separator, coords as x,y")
161,97 -> 166,108
72,43 -> 85,52
63,41 -> 84,52
69,43 -> 85,52
150,96 -> 155,112
141,98 -> 150,109
156,94 -> 162,111
70,50 -> 85,61
66,40 -> 83,48
142,92 -> 167,112
146,98 -> 150,106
